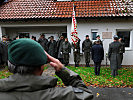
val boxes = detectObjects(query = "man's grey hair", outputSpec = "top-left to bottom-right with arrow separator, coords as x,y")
8,61 -> 40,75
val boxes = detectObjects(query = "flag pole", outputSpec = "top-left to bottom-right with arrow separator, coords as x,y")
71,0 -> 78,45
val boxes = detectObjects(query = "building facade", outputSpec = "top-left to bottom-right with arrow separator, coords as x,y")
0,0 -> 133,65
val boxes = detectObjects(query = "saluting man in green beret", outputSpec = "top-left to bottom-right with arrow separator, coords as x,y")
0,38 -> 93,100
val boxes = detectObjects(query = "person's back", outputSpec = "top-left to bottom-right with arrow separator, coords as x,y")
92,44 -> 104,62
109,41 -> 121,54
0,38 -> 93,100
108,35 -> 122,77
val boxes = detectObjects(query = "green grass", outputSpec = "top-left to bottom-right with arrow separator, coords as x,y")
0,66 -> 132,88
0,69 -> 13,79
55,66 -> 133,88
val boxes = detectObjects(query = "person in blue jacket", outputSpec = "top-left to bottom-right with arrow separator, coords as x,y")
91,40 -> 104,75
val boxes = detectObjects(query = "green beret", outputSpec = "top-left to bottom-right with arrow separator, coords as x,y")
8,38 -> 47,66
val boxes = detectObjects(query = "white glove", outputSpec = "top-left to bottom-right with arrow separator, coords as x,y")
69,53 -> 70,55
60,52 -> 62,54
75,49 -> 77,51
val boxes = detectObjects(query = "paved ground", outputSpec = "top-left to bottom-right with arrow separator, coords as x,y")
89,87 -> 133,100
43,65 -> 133,100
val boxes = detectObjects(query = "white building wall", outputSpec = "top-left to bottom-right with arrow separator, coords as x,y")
68,20 -> 133,65
0,18 -> 133,65
4,26 -> 67,41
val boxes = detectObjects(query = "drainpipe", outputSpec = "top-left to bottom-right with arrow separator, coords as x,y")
0,26 -> 2,41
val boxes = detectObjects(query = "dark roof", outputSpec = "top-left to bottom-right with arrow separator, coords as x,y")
0,0 -> 132,20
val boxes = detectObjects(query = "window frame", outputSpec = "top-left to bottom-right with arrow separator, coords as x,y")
116,29 -> 133,51
91,29 -> 98,41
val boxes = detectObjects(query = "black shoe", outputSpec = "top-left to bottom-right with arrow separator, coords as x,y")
86,63 -> 88,67
86,63 -> 90,67
65,63 -> 68,66
97,73 -> 100,76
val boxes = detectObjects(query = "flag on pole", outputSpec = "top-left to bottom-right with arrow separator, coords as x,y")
71,3 -> 78,45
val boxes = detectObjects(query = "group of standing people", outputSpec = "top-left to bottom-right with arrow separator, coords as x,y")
37,33 -> 125,77
37,33 -> 104,70
38,34 -> 71,66
0,33 -> 125,77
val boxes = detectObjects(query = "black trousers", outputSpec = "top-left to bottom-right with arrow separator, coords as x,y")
94,62 -> 101,75
111,69 -> 118,77
63,53 -> 69,65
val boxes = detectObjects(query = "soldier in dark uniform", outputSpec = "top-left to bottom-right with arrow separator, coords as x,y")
2,35 -> 10,45
38,33 -> 48,52
108,35 -> 122,77
31,36 -> 36,41
47,36 -> 57,58
1,35 -> 9,66
61,38 -> 71,66
0,41 -> 7,66
119,37 -> 125,68
93,35 -> 103,46
82,35 -> 92,67
57,35 -> 64,63
72,38 -> 80,67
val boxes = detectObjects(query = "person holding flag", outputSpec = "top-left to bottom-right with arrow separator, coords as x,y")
71,3 -> 80,67
72,38 -> 81,67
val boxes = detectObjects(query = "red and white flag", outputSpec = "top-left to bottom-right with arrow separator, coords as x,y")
71,4 -> 78,45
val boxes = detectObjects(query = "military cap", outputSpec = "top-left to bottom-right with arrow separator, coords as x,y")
51,36 -> 54,38
8,38 -> 47,66
113,35 -> 119,40
113,35 -> 118,38
2,35 -> 7,38
86,35 -> 89,37
40,33 -> 45,36
96,35 -> 100,38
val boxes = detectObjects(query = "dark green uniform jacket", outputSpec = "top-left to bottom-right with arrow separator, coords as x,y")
0,67 -> 93,100
82,39 -> 92,52
47,40 -> 57,58
57,39 -> 64,58
72,39 -> 80,53
38,38 -> 48,51
61,41 -> 71,54
108,41 -> 122,70
0,41 -> 8,65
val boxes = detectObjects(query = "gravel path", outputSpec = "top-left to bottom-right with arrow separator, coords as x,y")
42,64 -> 55,76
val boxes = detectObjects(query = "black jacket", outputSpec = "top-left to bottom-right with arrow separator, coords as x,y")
91,44 -> 104,62
0,41 -> 8,64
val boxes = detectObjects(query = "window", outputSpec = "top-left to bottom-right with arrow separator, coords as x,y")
117,30 -> 133,50
117,31 -> 130,47
91,29 -> 98,40
18,32 -> 30,38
